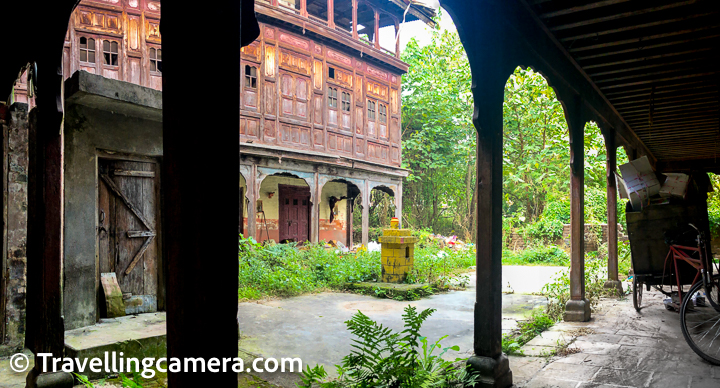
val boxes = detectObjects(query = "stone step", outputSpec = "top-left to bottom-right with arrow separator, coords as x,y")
64,312 -> 166,380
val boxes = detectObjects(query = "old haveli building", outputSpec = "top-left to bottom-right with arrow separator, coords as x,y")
240,0 -> 435,247
1,0 -> 434,348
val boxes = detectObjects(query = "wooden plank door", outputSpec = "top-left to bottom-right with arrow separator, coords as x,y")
98,159 -> 159,316
278,184 -> 310,243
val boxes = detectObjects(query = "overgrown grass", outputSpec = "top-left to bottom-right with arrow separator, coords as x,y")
502,310 -> 555,355
238,236 -> 476,300
502,245 -> 569,266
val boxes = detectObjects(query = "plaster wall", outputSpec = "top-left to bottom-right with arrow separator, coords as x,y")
63,102 -> 162,330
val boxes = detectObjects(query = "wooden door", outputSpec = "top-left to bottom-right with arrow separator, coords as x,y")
278,184 -> 310,243
98,159 -> 159,315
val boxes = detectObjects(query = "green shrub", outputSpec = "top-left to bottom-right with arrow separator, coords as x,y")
239,235 -> 476,300
239,236 -> 380,299
542,257 -> 611,321
298,306 -> 479,388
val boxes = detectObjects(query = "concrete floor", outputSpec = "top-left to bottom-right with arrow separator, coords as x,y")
520,288 -> 720,388
236,267 -> 561,385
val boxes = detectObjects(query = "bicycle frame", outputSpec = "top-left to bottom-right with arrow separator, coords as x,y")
661,223 -> 720,311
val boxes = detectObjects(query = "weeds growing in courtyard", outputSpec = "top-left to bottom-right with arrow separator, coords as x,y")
298,306 -> 479,388
238,236 -> 477,300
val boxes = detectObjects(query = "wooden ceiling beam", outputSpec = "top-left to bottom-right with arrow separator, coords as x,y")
575,34 -> 720,61
598,72 -> 719,90
549,1 -> 700,32
539,0 -> 632,19
594,65 -> 717,85
616,97 -> 719,114
569,25 -> 720,53
588,56 -> 716,77
582,47 -> 714,70
558,11 -> 719,42
613,91 -> 717,106
605,81 -> 711,98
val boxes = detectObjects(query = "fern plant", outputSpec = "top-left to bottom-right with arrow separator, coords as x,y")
298,306 -> 478,388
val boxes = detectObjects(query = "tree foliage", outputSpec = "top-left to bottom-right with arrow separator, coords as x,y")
400,17 -> 621,242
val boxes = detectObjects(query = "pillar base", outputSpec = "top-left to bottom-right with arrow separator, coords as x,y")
564,298 -> 591,322
467,353 -> 514,388
603,280 -> 624,296
26,368 -> 74,388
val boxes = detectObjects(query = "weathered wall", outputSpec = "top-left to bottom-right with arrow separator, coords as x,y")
0,103 -> 29,356
63,74 -> 162,330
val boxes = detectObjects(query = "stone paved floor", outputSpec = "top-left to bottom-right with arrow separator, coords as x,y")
517,288 -> 720,388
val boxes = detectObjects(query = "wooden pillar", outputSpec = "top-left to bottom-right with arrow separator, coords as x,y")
467,76 -> 512,387
328,0 -> 335,28
564,96 -> 591,322
603,131 -> 622,294
25,60 -> 68,387
245,166 -> 258,241
346,196 -> 354,247
373,9 -> 380,49
301,0 -> 308,17
352,0 -> 358,39
312,172 -> 320,243
162,1 -> 249,386
394,20 -> 400,58
362,180 -> 369,246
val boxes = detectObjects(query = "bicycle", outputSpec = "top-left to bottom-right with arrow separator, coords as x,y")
678,223 -> 720,365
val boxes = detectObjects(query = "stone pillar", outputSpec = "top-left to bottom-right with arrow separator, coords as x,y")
603,131 -> 622,295
395,181 -> 403,228
564,96 -> 591,322
362,180 -> 370,246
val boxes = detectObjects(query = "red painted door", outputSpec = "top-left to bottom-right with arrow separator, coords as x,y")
278,184 -> 310,243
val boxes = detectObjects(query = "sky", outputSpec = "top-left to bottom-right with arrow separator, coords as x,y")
377,7 -> 457,53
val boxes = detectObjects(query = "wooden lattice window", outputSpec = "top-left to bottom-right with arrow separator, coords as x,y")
367,100 -> 376,120
244,65 -> 257,89
328,87 -> 338,108
103,40 -> 119,66
341,92 -> 351,112
379,103 -> 387,123
149,47 -> 162,73
79,37 -> 96,63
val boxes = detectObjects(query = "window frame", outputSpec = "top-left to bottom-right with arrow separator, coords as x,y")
102,39 -> 120,67
328,86 -> 338,109
341,91 -> 351,113
379,103 -> 387,123
149,46 -> 162,74
367,99 -> 376,120
244,64 -> 258,89
79,36 -> 96,64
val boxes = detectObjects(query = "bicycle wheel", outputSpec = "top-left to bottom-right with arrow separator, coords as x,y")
680,275 -> 720,365
633,277 -> 643,312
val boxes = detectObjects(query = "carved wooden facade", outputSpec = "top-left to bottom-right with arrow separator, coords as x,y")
240,23 -> 404,167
